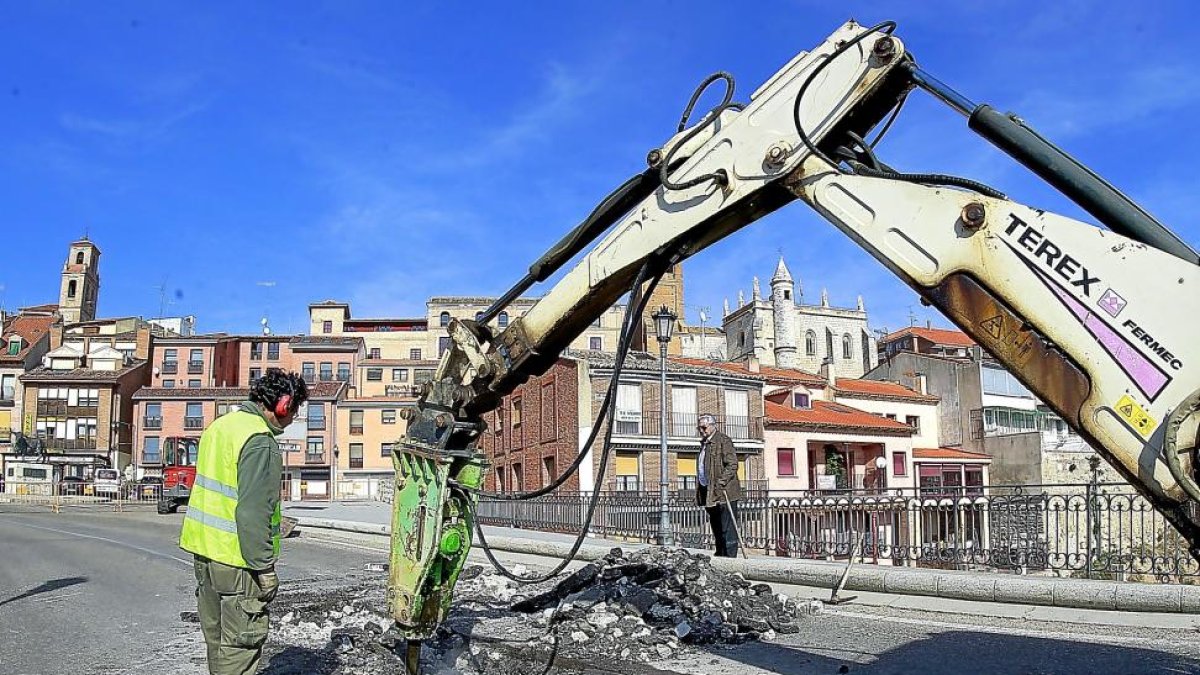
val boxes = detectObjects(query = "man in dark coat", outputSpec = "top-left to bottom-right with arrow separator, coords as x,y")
696,414 -> 742,557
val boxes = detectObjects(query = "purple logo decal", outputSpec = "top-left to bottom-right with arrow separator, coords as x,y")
1097,288 -> 1127,318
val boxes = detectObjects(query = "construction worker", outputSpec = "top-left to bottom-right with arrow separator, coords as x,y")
180,368 -> 308,675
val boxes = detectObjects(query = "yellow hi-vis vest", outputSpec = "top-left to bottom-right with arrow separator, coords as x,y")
179,409 -> 281,568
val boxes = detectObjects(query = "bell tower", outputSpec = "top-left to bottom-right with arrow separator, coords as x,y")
60,238 -> 101,324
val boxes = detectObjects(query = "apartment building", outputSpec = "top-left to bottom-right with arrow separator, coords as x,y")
869,326 -> 1097,486
0,308 -> 56,461
333,395 -> 413,498
479,350 -> 767,494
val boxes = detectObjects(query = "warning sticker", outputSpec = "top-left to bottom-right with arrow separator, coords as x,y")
1115,394 -> 1158,438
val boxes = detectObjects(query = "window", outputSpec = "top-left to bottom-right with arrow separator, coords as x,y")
777,448 -> 796,476
337,363 -> 351,381
163,379 -> 175,389
392,368 -> 407,383
350,410 -> 364,434
381,442 -> 394,458
319,362 -> 332,381
670,386 -> 697,436
540,382 -> 557,441
885,413 -> 897,420
267,342 -> 280,360
7,338 -> 21,356
439,311 -> 451,327
217,402 -> 236,417
542,457 -> 557,486
592,316 -> 603,328
498,311 -> 509,328
725,389 -> 749,439
439,336 -> 451,357
512,463 -> 524,492
783,289 -> 791,300
382,409 -> 396,425
615,452 -> 639,491
906,415 -> 920,433
187,379 -> 201,388
615,383 -> 642,435
511,398 -> 522,427
322,320 -> 333,334
981,365 -> 1032,398
75,251 -> 84,264
495,468 -> 505,492
589,336 -> 602,351
893,451 -> 908,476
307,403 -> 326,430
0,374 -> 14,400
185,402 -> 203,429
676,453 -> 697,491
143,436 -> 161,464
367,368 -> 383,381
369,347 -> 381,359
805,330 -> 816,356
306,437 -> 324,459
414,369 -> 435,385
349,443 -> 364,469
144,403 -> 162,429
410,348 -> 422,360
250,343 -> 263,360
793,392 -> 810,409
67,280 -> 77,298
249,368 -> 261,383
842,334 -> 852,360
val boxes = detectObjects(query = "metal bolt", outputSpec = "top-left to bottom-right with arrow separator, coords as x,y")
646,148 -> 663,168
873,37 -> 896,61
764,142 -> 790,169
434,413 -> 453,429
961,202 -> 986,230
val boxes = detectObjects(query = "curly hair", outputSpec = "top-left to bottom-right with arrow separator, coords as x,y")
249,368 -> 309,415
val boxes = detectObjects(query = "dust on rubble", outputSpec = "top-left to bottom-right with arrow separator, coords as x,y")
257,547 -> 821,674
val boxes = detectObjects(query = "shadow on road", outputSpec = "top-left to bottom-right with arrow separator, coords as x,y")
261,645 -> 337,675
709,628 -> 1200,674
0,576 -> 88,608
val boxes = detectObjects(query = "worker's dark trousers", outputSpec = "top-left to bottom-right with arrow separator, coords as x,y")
193,556 -> 277,675
698,485 -> 739,558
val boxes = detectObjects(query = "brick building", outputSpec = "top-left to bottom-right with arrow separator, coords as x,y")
479,350 -> 767,494
0,307 -> 56,462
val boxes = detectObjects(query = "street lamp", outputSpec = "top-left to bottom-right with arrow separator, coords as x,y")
652,305 -> 676,546
871,454 -> 889,563
874,455 -> 888,491
331,444 -> 339,503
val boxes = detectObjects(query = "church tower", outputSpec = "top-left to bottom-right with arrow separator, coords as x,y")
771,257 -> 798,368
60,239 -> 101,324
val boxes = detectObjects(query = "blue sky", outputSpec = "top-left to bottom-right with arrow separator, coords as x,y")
2,1 -> 1198,337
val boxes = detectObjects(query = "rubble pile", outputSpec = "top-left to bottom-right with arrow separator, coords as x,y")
255,548 -> 818,673
504,547 -> 817,663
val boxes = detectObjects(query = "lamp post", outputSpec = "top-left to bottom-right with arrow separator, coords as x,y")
331,444 -> 339,503
871,454 -> 888,563
652,305 -> 676,546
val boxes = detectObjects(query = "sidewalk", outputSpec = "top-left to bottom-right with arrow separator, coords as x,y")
287,500 -> 1200,615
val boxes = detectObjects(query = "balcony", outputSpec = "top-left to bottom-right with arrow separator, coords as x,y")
336,371 -> 352,382
349,426 -> 364,435
43,438 -> 98,451
304,453 -> 327,465
307,418 -> 327,431
143,416 -> 163,430
349,457 -> 364,469
161,361 -> 178,375
319,373 -> 335,382
187,360 -> 204,374
611,411 -> 763,441
184,417 -> 204,430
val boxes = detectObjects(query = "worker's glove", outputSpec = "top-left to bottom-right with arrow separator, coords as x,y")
256,569 -> 279,603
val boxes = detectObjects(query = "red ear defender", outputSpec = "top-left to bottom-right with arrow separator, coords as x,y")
274,394 -> 292,418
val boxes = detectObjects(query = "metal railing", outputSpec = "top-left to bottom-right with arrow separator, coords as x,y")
612,411 -> 763,441
187,360 -> 204,374
161,361 -> 178,374
184,417 -> 204,430
143,416 -> 163,430
0,480 -> 164,506
477,483 -> 1200,582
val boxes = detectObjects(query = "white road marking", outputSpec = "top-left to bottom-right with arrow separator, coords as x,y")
9,520 -> 193,568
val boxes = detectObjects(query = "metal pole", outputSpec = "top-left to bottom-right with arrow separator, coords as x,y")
658,340 -> 672,546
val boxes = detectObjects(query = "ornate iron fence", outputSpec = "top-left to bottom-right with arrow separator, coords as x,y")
476,483 -> 1200,581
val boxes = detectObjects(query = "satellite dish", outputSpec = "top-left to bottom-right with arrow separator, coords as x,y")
261,317 -> 269,325
699,310 -> 707,323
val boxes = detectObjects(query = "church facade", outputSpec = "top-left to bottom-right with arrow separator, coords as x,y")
722,258 -> 877,378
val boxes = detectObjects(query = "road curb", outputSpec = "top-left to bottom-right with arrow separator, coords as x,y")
295,517 -> 1200,614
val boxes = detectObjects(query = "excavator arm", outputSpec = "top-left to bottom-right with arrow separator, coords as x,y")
387,19 -> 1200,666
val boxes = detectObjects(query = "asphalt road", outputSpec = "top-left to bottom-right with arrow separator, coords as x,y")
4,507 -> 1200,675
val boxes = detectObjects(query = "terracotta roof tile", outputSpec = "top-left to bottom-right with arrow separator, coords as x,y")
834,378 -> 938,403
0,315 -> 55,363
882,326 -> 975,348
914,447 -> 992,462
765,400 -> 914,434
672,358 -> 823,386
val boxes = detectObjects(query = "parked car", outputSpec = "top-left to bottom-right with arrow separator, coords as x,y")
59,476 -> 88,496
93,469 -> 121,497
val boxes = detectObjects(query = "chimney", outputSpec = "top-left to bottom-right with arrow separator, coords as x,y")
746,354 -> 760,373
49,324 -> 64,352
913,373 -> 928,395
818,356 -> 836,398
926,319 -> 932,329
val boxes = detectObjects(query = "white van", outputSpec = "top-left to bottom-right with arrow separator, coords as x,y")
94,468 -> 121,497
